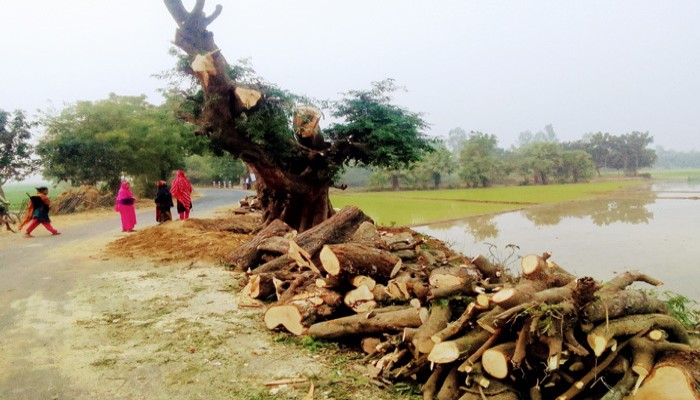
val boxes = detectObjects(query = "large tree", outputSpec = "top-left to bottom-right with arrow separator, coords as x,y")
37,94 -> 203,193
163,0 -> 432,231
0,109 -> 37,198
459,131 -> 502,187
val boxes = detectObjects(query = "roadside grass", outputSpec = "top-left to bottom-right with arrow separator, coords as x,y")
331,180 -> 645,226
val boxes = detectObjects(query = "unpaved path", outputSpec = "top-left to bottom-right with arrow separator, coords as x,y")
0,189 -> 392,400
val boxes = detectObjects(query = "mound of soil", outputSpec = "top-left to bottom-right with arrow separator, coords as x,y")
106,214 -> 261,264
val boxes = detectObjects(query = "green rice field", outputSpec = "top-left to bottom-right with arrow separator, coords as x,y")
646,169 -> 700,181
331,180 -> 645,226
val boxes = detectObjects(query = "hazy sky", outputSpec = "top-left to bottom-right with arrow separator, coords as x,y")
2,0 -> 700,150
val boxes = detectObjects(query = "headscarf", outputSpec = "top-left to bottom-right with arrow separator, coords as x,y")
155,181 -> 172,204
170,170 -> 193,209
18,188 -> 51,229
116,182 -> 135,202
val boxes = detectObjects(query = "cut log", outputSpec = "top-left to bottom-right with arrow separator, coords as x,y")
428,328 -> 492,364
225,219 -> 293,271
308,307 -> 423,340
257,235 -> 291,254
436,364 -> 461,400
240,273 -> 275,299
264,303 -> 316,336
482,342 -> 516,379
361,337 -> 382,355
234,86 -> 262,109
254,206 -> 372,273
350,221 -> 380,244
629,336 -> 696,392
288,240 -> 320,274
350,275 -> 376,290
381,231 -> 415,246
432,302 -> 484,345
320,243 -> 401,281
582,271 -> 667,323
412,302 -> 452,354
344,285 -> 377,313
422,364 -> 446,400
429,266 -> 482,289
471,255 -> 502,280
632,349 -> 700,400
587,313 -> 690,357
520,253 -> 576,287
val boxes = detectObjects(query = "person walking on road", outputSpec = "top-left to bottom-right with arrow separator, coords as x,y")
170,170 -> 193,220
115,181 -> 137,232
154,180 -> 173,223
19,187 -> 61,238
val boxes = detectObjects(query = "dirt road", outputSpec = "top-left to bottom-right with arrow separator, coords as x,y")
0,189 -> 363,400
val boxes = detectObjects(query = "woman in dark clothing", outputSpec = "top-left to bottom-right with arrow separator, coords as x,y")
19,187 -> 60,238
155,180 -> 173,223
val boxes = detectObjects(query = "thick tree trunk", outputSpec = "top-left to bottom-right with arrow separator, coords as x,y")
257,179 -> 334,232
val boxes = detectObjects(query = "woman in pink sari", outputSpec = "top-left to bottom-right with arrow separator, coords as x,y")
115,181 -> 137,232
170,170 -> 193,220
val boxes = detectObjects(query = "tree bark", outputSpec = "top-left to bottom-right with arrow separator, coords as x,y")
225,219 -> 293,271
320,243 -> 401,282
308,307 -> 423,340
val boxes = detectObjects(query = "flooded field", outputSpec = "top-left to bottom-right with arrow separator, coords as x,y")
415,182 -> 700,302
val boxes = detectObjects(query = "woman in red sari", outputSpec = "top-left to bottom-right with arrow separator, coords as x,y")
115,181 -> 137,232
170,170 -> 193,220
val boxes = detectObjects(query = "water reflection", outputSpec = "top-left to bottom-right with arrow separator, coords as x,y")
416,183 -> 700,302
522,190 -> 656,227
456,189 -> 657,241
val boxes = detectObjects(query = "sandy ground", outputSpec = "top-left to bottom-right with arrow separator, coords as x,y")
0,199 -> 406,400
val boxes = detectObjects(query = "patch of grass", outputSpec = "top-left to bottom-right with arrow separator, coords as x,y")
663,291 -> 700,328
90,357 -> 118,367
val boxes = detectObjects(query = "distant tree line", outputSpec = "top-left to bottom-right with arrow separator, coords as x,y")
358,125 -> 659,190
654,146 -> 700,169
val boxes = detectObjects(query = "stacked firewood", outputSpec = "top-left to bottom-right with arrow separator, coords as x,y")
227,206 -> 699,400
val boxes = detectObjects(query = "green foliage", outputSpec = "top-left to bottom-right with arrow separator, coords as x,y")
459,131 -> 503,187
0,109 -> 37,185
566,131 -> 656,176
663,291 -> 700,329
327,79 -> 433,170
392,381 -> 422,396
411,140 -> 456,188
299,336 -> 336,352
37,94 -> 206,193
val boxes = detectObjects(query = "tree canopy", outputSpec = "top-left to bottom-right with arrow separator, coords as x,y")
37,94 -> 206,193
0,109 -> 37,196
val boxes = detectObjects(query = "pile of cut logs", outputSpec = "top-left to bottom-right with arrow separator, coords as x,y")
227,206 -> 699,400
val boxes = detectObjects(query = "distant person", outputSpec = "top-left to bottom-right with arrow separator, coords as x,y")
171,170 -> 193,220
154,180 -> 173,223
115,181 -> 137,232
19,186 -> 60,238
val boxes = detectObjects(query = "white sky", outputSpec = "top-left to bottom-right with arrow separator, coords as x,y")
2,0 -> 700,150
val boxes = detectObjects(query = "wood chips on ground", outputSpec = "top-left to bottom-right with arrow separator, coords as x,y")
106,214 -> 260,264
